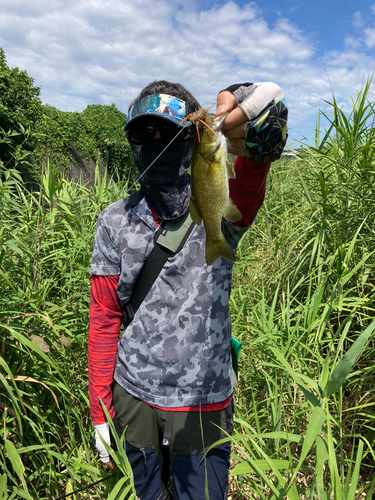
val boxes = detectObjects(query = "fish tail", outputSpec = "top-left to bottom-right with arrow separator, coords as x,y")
205,234 -> 235,265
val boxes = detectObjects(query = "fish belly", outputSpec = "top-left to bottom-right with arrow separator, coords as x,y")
191,155 -> 235,265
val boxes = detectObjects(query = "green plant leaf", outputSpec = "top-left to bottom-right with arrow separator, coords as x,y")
347,440 -> 364,500
107,476 -> 128,500
316,435 -> 329,499
297,383 -> 320,407
231,459 -> 293,475
324,320 -> 375,397
4,441 -> 24,480
285,406 -> 326,495
250,431 -> 303,443
0,474 -> 7,500
365,476 -> 375,500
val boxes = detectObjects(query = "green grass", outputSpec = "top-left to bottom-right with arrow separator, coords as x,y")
229,78 -> 375,498
0,163 -> 134,499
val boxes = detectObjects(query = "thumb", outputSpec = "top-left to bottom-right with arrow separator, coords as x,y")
216,91 -> 236,117
107,458 -> 117,470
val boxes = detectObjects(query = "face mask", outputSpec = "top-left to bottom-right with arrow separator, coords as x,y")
128,136 -> 194,183
141,175 -> 192,221
128,136 -> 195,220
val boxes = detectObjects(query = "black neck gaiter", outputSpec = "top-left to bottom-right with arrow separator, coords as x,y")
128,137 -> 194,221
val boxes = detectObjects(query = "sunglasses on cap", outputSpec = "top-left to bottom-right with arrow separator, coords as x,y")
126,118 -> 195,144
125,94 -> 194,130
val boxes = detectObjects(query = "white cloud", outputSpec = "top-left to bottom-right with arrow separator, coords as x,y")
0,0 -> 374,142
349,5 -> 375,49
344,35 -> 362,49
353,11 -> 364,29
364,27 -> 375,47
352,6 -> 375,49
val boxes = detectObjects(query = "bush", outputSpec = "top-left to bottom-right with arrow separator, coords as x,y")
34,103 -> 135,182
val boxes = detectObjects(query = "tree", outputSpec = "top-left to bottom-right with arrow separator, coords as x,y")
0,47 -> 43,173
34,103 -> 135,182
82,104 -> 133,178
0,48 -> 42,131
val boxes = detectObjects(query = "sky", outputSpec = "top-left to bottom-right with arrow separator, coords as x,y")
1,0 -> 375,145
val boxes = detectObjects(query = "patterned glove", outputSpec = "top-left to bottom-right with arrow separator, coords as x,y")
221,82 -> 288,163
94,422 -> 111,463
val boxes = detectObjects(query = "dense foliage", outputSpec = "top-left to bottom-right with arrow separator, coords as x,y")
229,80 -> 375,499
34,103 -> 134,183
0,165 -> 135,499
0,49 -> 42,134
0,48 -> 43,176
0,46 -> 135,186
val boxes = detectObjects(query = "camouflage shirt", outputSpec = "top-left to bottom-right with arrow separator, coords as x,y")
90,194 -> 248,408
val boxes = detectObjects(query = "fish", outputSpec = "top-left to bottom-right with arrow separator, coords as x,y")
186,109 -> 242,265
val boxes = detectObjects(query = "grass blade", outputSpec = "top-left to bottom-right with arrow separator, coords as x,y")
324,320 -> 375,397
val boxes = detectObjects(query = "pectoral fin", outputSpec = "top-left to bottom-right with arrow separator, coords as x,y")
226,160 -> 236,179
189,199 -> 202,225
223,198 -> 242,222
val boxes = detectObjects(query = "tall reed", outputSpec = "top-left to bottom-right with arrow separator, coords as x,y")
228,80 -> 375,498
0,162 -> 134,499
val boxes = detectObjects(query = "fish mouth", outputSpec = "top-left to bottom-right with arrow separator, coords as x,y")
213,111 -> 229,131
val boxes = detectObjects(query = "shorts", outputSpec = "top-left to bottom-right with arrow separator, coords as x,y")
112,382 -> 233,500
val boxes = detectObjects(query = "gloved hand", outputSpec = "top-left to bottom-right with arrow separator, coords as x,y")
216,82 -> 288,162
94,422 -> 111,464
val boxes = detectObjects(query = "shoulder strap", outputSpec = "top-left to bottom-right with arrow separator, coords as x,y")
127,189 -> 144,207
124,209 -> 195,327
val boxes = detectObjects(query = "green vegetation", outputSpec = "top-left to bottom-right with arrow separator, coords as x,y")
0,47 -> 134,186
228,80 -> 375,498
0,163 -> 134,499
0,48 -> 374,498
0,49 -> 42,137
0,48 -> 43,180
34,103 -> 134,183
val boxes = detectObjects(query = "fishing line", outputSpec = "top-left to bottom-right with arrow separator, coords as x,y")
127,122 -> 192,193
56,472 -> 117,500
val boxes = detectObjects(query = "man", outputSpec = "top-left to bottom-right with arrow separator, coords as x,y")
88,80 -> 288,499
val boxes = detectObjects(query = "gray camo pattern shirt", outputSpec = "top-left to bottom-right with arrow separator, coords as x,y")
90,196 -> 248,408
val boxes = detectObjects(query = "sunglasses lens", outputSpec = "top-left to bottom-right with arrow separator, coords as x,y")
128,124 -> 154,142
128,119 -> 194,143
160,124 -> 180,140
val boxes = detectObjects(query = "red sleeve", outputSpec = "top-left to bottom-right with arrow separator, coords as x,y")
88,274 -> 122,424
229,156 -> 271,227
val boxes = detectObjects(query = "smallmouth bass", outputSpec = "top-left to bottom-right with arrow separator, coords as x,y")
187,110 -> 242,265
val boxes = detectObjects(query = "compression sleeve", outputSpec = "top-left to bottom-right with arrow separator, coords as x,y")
229,156 -> 271,227
88,274 -> 122,424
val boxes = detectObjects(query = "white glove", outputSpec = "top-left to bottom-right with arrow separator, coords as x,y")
227,82 -> 284,120
94,422 -> 111,463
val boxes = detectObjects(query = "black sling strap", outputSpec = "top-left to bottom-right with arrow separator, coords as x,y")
123,190 -> 195,328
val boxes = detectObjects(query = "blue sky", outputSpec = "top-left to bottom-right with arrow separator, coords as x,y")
1,0 -> 375,146
204,0 -> 374,52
